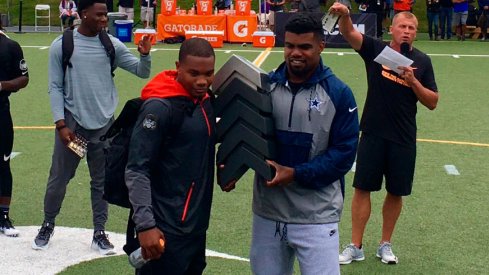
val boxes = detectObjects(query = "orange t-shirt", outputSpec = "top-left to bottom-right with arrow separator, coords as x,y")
394,0 -> 412,11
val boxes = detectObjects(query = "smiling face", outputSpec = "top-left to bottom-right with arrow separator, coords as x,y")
80,3 -> 108,36
176,55 -> 215,100
390,12 -> 418,48
284,31 -> 324,83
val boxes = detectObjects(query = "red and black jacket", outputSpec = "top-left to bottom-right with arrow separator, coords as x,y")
125,70 -> 216,237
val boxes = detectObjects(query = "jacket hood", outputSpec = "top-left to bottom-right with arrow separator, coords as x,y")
270,59 -> 333,87
141,70 -> 209,101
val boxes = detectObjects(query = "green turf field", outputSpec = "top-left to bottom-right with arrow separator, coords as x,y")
4,32 -> 489,274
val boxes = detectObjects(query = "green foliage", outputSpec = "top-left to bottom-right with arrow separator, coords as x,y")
4,33 -> 489,274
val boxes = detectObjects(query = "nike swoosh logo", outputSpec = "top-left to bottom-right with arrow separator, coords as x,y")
349,107 -> 358,113
3,154 -> 10,161
22,71 -> 28,75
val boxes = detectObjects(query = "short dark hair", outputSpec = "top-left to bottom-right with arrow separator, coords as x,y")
285,13 -> 325,41
78,0 -> 106,13
179,38 -> 215,62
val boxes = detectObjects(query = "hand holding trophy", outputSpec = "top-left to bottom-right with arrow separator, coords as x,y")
67,132 -> 88,158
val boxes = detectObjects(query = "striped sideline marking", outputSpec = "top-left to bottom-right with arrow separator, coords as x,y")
252,47 -> 272,67
13,126 -> 489,148
416,138 -> 489,148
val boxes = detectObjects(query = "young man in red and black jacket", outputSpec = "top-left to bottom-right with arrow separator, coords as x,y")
125,37 -> 216,274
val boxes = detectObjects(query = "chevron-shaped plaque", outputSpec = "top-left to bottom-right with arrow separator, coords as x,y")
214,55 -> 276,188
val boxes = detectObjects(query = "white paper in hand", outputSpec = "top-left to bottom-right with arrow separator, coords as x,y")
322,12 -> 340,33
373,46 -> 414,74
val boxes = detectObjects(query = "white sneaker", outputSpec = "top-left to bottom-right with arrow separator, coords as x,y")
376,242 -> 399,264
339,244 -> 365,264
0,215 -> 19,237
91,230 -> 116,255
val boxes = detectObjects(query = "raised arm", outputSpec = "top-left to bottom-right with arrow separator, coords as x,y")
329,2 -> 364,50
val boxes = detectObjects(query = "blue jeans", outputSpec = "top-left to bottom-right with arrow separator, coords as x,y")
440,7 -> 453,39
427,11 -> 440,38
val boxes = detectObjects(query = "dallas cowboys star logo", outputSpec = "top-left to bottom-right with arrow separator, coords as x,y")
308,96 -> 324,111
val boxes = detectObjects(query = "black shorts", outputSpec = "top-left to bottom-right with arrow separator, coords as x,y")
353,133 -> 416,196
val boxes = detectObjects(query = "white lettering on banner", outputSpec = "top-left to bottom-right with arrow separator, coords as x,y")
259,36 -> 266,44
165,0 -> 173,11
325,24 -> 366,35
238,1 -> 247,11
164,24 -> 218,33
201,2 -> 209,11
233,20 -> 248,37
191,35 -> 218,42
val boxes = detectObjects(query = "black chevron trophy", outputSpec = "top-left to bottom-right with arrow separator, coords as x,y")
213,55 -> 276,188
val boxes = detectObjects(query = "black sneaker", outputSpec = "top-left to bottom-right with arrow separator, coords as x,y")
32,222 -> 55,250
91,230 -> 115,255
0,214 -> 20,237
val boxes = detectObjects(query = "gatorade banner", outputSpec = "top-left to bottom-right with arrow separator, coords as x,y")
274,13 -> 377,48
161,0 -> 177,15
197,0 -> 213,15
235,0 -> 251,16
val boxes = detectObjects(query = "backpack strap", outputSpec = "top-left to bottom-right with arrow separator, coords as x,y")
61,28 -> 74,81
98,30 -> 116,77
61,29 -> 116,80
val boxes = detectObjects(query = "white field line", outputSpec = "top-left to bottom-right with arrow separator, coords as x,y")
0,226 -> 248,275
444,164 -> 460,175
20,45 -> 489,57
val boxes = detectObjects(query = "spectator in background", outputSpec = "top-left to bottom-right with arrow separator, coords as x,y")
119,0 -> 134,20
440,0 -> 454,39
478,0 -> 489,40
383,0 -> 394,31
267,0 -> 285,31
289,0 -> 302,11
453,0 -> 469,41
426,0 -> 441,40
140,0 -> 155,28
466,0 -> 479,26
299,0 -> 322,12
59,0 -> 80,28
393,0 -> 413,13
357,0 -> 386,39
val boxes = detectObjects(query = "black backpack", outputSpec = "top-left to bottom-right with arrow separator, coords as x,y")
101,97 -> 190,208
62,29 -> 116,78
101,96 -> 190,256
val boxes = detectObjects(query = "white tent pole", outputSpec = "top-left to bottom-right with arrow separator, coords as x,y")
145,0 -> 150,27
258,0 -> 262,30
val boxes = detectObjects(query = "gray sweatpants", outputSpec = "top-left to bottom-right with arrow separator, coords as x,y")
250,214 -> 340,275
43,110 -> 112,231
